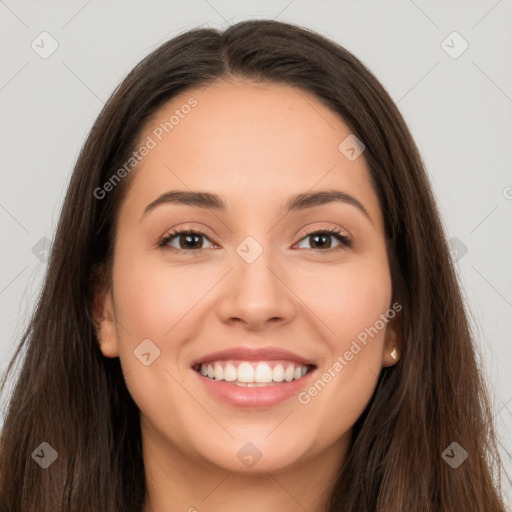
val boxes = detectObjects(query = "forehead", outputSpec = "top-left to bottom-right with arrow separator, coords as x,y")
119,80 -> 382,227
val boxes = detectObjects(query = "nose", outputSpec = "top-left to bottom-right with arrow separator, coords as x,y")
216,247 -> 296,331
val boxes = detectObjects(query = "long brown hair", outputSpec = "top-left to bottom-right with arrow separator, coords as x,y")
0,19 -> 508,511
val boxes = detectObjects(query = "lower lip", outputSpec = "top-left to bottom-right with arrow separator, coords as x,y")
192,368 -> 316,408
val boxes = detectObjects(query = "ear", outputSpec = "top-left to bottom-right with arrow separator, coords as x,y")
381,307 -> 402,367
90,266 -> 119,358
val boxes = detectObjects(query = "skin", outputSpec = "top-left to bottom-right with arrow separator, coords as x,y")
94,80 -> 401,512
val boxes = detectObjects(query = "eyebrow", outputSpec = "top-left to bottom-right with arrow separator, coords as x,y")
141,189 -> 372,223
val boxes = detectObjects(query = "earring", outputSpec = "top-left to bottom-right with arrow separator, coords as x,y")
390,347 -> 398,361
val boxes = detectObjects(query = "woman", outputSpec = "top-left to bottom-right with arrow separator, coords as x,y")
0,19 -> 508,512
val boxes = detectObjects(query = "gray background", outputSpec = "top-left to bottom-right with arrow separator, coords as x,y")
1,0 -> 511,504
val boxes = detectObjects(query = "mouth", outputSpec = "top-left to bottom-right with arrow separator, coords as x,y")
191,359 -> 318,408
192,360 -> 317,387
189,345 -> 318,407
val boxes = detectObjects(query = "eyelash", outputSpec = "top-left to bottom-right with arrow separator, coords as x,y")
157,227 -> 352,254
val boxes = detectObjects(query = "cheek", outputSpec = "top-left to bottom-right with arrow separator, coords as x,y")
112,248 -> 202,342
295,257 -> 392,426
111,249 -> 200,432
293,255 -> 392,343
338,272 -> 392,343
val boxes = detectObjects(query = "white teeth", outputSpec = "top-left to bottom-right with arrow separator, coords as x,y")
224,363 -> 237,381
214,363 -> 223,381
284,365 -> 295,382
237,362 -> 254,382
197,360 -> 310,385
254,362 -> 273,382
272,364 -> 284,382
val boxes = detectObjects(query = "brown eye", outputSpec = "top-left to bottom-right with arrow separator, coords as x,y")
159,229 -> 214,251
296,229 -> 351,251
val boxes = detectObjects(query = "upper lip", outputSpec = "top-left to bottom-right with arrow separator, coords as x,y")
191,346 -> 317,368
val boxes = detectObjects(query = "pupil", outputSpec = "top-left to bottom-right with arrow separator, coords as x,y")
181,234 -> 201,249
312,234 -> 330,249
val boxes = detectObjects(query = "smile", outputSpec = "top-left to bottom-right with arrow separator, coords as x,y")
192,360 -> 314,386
192,360 -> 317,408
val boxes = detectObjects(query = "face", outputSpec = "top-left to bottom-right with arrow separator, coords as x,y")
94,80 -> 400,474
